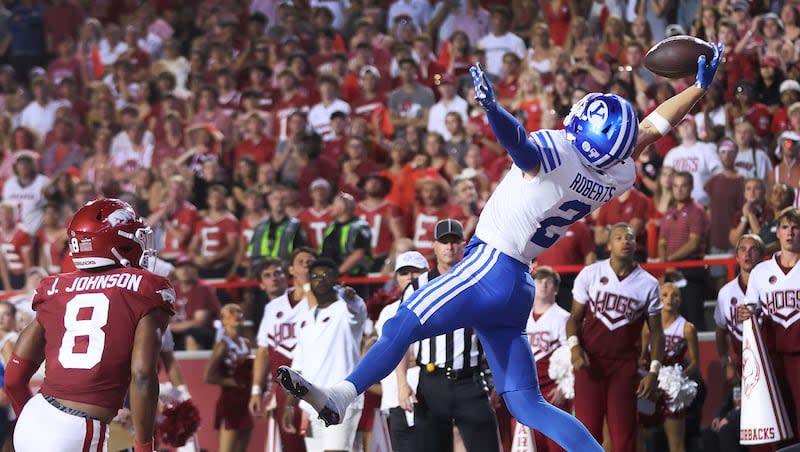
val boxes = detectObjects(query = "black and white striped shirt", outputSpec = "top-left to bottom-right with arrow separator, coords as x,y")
402,269 -> 483,371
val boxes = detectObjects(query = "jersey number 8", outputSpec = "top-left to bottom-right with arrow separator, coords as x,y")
58,293 -> 110,369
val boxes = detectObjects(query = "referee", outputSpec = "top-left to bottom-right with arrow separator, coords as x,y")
396,219 -> 500,452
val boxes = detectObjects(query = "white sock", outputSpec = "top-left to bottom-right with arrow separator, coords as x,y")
326,380 -> 358,414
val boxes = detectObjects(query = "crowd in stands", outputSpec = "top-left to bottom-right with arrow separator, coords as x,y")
2,0 -> 800,341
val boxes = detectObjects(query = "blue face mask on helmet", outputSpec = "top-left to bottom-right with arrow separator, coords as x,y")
563,93 -> 639,170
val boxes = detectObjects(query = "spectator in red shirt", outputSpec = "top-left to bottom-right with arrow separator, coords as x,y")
39,118 -> 83,178
704,138 -> 745,289
43,0 -> 84,53
356,173 -> 405,271
594,188 -> 652,262
412,34 -> 446,98
730,80 -> 773,141
47,38 -> 85,97
147,175 -> 198,263
120,26 -> 152,82
410,176 -> 451,259
170,255 -> 223,350
188,184 -> 240,280
496,52 -> 522,108
234,112 -> 275,167
298,178 -> 334,250
447,176 -> 481,240
294,132 -> 339,207
339,135 -> 380,196
771,79 -> 800,134
0,202 -> 33,290
657,171 -> 710,329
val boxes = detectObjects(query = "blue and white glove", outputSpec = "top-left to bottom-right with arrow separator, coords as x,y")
694,42 -> 723,90
470,63 -> 495,110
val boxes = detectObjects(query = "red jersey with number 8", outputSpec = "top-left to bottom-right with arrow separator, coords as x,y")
32,267 -> 175,409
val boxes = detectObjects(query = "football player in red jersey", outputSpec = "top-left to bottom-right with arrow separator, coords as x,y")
5,199 -> 175,452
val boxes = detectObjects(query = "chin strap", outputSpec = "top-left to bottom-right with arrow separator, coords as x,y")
111,247 -> 132,267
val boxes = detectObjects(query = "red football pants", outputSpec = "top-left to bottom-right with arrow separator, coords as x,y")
574,357 -> 638,452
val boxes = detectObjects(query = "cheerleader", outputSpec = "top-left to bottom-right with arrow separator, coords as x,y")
640,282 -> 700,452
204,304 -> 254,452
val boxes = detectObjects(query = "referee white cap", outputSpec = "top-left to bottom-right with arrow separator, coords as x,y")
394,251 -> 429,272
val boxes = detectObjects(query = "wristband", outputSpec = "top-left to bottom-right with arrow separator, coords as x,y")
646,111 -> 671,136
649,360 -> 662,374
251,385 -> 261,396
567,336 -> 580,349
134,440 -> 154,452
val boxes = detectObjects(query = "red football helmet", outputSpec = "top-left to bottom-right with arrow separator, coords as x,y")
67,198 -> 156,271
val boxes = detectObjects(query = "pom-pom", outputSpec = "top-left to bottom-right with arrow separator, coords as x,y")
657,364 -> 698,413
157,399 -> 201,447
547,345 -> 575,400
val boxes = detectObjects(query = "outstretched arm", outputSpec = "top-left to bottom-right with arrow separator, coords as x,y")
470,65 -> 541,175
634,42 -> 724,159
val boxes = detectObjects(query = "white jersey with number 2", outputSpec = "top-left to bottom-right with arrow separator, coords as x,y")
475,129 -> 636,264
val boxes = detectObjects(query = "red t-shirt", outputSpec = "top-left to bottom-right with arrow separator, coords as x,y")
35,228 -> 68,274
595,190 -> 652,252
0,227 -> 32,275
297,207 -> 332,250
356,200 -> 402,258
172,281 -> 221,323
160,202 -> 199,260
34,268 -> 175,409
193,214 -> 239,265
233,136 -> 275,166
410,205 -> 451,259
272,92 -> 311,139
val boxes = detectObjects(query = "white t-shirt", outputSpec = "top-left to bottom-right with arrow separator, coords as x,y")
19,100 -> 69,138
2,174 -> 50,234
477,32 -> 526,77
308,99 -> 351,137
663,141 -> 721,207
525,304 -> 570,362
734,148 -> 774,182
475,129 -> 636,264
292,293 -> 367,414
426,96 -> 468,141
375,300 -> 420,412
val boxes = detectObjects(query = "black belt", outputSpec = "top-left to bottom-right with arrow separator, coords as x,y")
420,364 -> 481,381
42,394 -> 101,421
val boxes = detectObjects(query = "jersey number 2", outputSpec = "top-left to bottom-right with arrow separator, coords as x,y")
58,293 -> 110,369
530,200 -> 591,248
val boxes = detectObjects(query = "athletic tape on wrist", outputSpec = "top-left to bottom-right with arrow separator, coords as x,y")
646,111 -> 671,136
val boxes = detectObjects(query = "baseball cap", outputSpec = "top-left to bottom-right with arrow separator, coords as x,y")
359,65 -> 380,79
789,101 -> 800,115
732,0 -> 749,11
780,79 -> 800,94
14,150 -> 37,163
394,251 -> 429,272
434,219 -> 464,241
760,56 -> 780,68
310,178 -> 331,191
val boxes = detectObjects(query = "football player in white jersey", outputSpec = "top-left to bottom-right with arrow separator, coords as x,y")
714,234 -> 765,385
740,208 -> 800,443
275,44 -> 724,451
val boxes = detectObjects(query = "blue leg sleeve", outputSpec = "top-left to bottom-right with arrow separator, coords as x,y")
345,306 -> 423,394
477,327 -> 603,451
485,103 -> 542,172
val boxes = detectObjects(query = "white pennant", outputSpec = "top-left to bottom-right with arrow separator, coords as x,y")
739,318 -> 794,445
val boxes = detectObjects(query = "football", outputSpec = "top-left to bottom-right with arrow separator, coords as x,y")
644,35 -> 715,79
